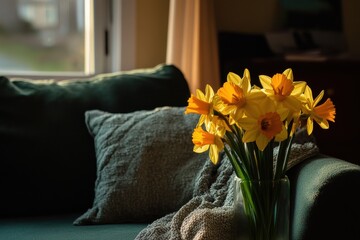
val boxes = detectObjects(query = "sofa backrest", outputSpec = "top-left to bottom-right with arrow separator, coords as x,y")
0,64 -> 190,217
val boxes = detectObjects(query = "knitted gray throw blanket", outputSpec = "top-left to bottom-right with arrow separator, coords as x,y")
135,133 -> 319,240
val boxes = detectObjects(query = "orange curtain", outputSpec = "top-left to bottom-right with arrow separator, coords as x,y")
166,0 -> 220,94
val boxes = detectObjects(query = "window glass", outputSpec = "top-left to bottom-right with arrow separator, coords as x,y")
0,0 -> 94,76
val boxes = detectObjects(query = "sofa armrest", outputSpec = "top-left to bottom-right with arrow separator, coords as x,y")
287,154 -> 360,240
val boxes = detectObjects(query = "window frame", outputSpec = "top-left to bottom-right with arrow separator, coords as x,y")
0,0 -> 121,80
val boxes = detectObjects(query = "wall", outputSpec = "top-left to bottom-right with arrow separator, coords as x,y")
135,0 -> 170,68
133,0 -> 360,69
214,0 -> 360,57
214,0 -> 284,33
132,0 -> 284,69
342,0 -> 360,56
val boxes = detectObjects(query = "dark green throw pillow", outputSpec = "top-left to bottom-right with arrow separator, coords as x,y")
0,64 -> 190,217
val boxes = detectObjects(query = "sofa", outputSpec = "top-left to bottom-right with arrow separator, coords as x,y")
0,64 -> 359,240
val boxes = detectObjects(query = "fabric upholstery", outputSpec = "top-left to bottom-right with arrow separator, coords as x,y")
1,63 -> 360,239
287,155 -> 360,240
134,129 -> 319,239
0,64 -> 190,217
0,214 -> 146,240
74,107 -> 206,224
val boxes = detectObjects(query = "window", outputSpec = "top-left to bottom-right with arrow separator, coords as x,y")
0,0 -> 110,79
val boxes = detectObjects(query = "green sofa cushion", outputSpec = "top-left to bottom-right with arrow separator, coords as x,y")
0,64 -> 190,217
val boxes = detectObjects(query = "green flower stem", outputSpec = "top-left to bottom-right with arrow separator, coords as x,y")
216,110 -> 291,239
240,177 -> 287,240
224,147 -> 243,179
274,134 -> 294,181
244,142 -> 258,179
224,131 -> 249,178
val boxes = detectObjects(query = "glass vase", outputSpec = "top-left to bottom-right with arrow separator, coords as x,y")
233,176 -> 290,240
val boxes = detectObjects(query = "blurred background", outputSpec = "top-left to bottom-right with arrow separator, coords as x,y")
0,0 -> 359,164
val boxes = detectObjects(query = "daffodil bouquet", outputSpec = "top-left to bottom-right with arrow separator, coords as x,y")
185,68 -> 336,239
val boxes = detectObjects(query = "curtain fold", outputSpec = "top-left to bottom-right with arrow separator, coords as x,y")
166,0 -> 220,94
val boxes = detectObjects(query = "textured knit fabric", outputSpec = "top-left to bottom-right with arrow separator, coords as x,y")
74,107 -> 207,224
134,130 -> 319,240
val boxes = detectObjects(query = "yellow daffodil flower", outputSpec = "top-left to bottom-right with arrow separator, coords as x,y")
215,69 -> 267,123
187,68 -> 335,184
259,68 -> 306,113
185,84 -> 215,126
302,85 -> 336,135
192,118 -> 225,164
185,67 -> 338,239
237,98 -> 288,151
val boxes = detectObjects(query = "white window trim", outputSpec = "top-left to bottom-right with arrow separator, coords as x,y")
109,0 -> 136,72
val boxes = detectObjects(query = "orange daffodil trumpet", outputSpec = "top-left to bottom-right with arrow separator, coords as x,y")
192,116 -> 226,164
259,68 -> 307,136
185,84 -> 215,127
237,97 -> 289,151
215,69 -> 267,123
185,68 -> 336,181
